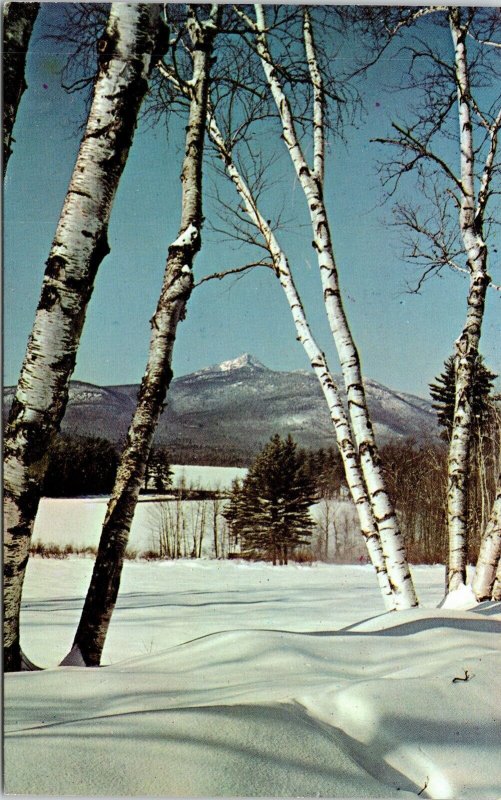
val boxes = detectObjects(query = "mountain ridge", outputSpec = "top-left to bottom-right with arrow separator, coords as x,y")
4,354 -> 439,465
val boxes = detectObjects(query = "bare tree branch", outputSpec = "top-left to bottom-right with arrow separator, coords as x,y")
196,260 -> 274,287
373,122 -> 463,192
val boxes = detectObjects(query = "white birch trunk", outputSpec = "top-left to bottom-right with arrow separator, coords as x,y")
492,555 -> 501,602
253,5 -> 418,609
3,3 -> 163,672
204,109 -> 395,610
3,1 -> 39,175
447,10 -> 492,592
472,480 -> 501,601
63,10 -> 219,668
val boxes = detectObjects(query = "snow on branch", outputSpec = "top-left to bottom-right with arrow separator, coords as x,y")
172,223 -> 199,248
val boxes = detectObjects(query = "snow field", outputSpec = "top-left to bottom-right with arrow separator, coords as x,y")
170,463 -> 248,489
31,466 -> 247,555
32,484 -> 359,559
5,558 -> 501,798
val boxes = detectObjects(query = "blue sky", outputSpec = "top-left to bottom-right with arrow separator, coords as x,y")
4,4 -> 500,398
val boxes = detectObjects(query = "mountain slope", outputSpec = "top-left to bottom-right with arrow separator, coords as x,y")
4,354 -> 439,464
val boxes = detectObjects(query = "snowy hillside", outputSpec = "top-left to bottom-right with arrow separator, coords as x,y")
3,354 -> 440,463
5,559 -> 501,798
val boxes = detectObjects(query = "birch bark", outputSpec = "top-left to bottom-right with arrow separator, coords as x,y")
492,555 -> 501,602
3,1 -> 39,175
252,5 -> 417,609
447,9 -> 494,592
3,3 -> 163,672
472,480 -> 501,601
63,8 -> 219,668
202,106 -> 395,610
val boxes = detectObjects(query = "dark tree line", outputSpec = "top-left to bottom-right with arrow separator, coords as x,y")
43,435 -> 119,497
42,435 -> 171,498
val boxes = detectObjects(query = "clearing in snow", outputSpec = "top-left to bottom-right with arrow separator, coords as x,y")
4,558 -> 501,798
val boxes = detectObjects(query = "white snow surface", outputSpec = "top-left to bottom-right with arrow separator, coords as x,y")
170,463 -> 247,489
440,582 -> 478,610
5,558 -> 501,798
171,222 -> 198,247
32,467 -> 248,554
218,353 -> 264,371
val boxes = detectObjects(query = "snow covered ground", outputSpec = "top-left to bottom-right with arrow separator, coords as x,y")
170,463 -> 247,489
5,558 -> 501,798
32,486 -> 359,559
31,465 -> 248,555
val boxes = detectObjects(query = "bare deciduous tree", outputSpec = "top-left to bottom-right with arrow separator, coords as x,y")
472,480 -> 501,601
203,109 -> 396,608
3,3 -> 164,672
371,7 -> 501,594
63,6 -> 220,668
3,1 -> 39,175
242,4 -> 418,608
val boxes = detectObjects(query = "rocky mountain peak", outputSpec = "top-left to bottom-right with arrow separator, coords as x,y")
218,353 -> 268,372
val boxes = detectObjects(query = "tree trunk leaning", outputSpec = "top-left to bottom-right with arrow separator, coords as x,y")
3,1 -> 39,176
492,555 -> 501,602
63,9 -> 219,668
204,109 -> 395,610
253,4 -> 417,609
3,3 -> 163,673
472,481 -> 501,601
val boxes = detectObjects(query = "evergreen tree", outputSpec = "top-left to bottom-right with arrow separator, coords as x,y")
429,355 -> 497,440
142,447 -> 172,493
225,435 -> 317,564
430,355 -> 499,562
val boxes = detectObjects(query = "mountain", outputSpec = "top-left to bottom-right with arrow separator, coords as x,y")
3,354 -> 439,465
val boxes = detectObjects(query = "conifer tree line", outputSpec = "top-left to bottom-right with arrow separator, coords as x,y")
3,3 -> 500,670
34,434 -> 172,498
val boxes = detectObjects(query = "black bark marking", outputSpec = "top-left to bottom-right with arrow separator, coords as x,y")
45,255 -> 66,280
38,284 -> 59,312
4,641 -> 22,673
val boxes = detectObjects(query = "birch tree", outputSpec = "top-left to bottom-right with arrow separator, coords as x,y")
155,21 -> 398,606
195,98 -> 396,608
63,6 -> 220,668
3,3 -> 164,672
3,0 -> 39,175
492,547 -> 501,601
472,480 -> 501,601
371,8 -> 501,593
446,9 -> 499,591
236,5 -> 417,608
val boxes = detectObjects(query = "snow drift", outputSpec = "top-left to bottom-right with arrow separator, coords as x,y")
4,559 -> 501,798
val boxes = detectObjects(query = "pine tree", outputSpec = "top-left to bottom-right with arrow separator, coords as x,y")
430,354 -> 499,586
225,435 -> 317,565
143,447 -> 172,493
429,355 -> 497,440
